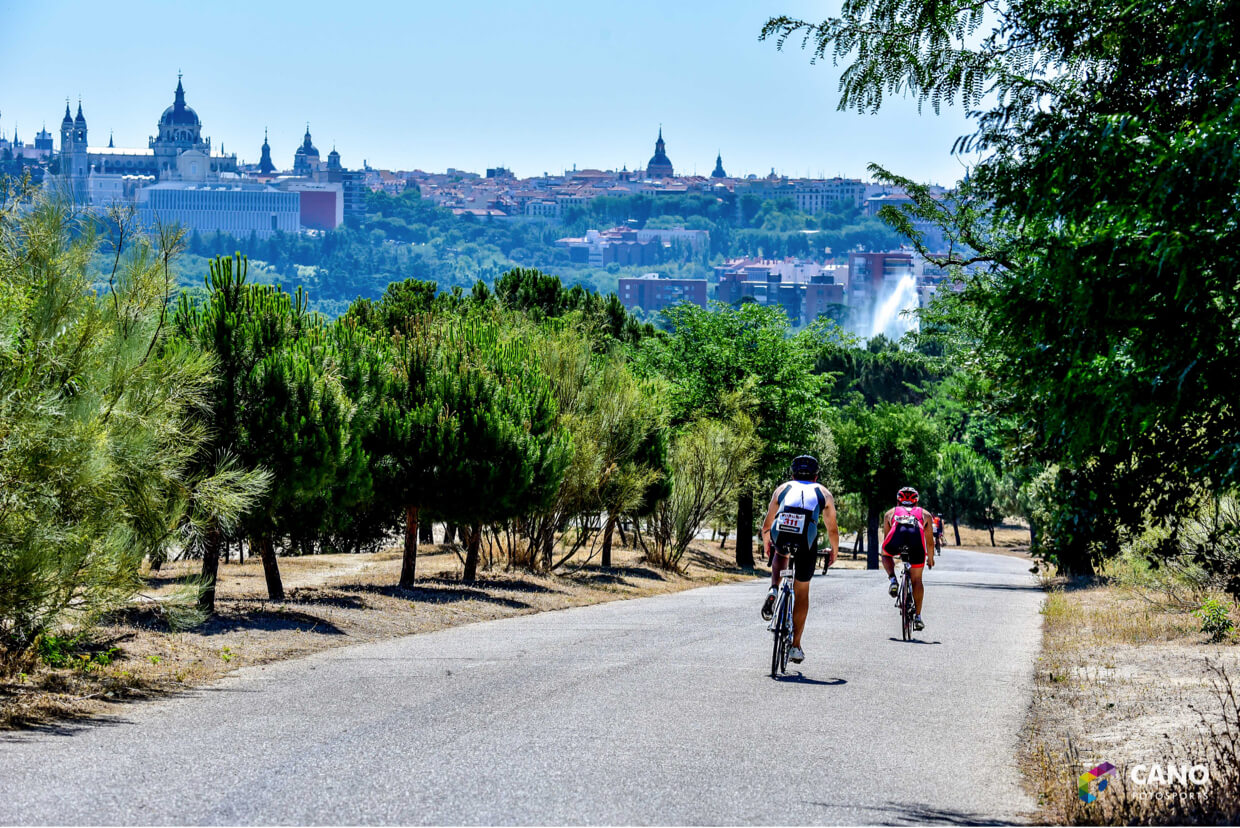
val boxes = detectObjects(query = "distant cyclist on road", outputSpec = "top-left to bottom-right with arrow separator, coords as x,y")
881,487 -> 935,631
759,455 -> 839,665
932,513 -> 945,552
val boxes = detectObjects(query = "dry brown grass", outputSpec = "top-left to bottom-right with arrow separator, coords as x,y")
1023,578 -> 1240,824
0,539 -> 750,730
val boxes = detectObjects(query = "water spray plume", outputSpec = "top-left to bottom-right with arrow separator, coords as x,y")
869,274 -> 919,341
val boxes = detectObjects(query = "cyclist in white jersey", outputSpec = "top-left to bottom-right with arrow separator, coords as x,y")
759,455 -> 839,665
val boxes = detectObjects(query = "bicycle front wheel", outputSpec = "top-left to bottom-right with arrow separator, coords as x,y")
770,628 -> 782,677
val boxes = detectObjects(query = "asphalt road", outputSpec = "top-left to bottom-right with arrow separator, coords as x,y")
0,548 -> 1043,825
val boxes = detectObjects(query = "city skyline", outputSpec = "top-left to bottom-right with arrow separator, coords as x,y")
1,1 -> 977,185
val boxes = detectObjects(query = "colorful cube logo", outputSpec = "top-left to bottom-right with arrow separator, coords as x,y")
1078,762 -> 1117,802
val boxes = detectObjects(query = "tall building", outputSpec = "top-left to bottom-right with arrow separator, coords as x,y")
54,76 -> 237,194
645,127 -> 674,178
292,126 -> 320,176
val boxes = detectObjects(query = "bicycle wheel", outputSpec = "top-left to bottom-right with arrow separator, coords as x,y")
900,575 -> 912,641
779,592 -> 794,673
770,626 -> 783,677
770,594 -> 785,677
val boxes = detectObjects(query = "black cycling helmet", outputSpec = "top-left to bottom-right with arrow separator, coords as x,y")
897,486 -> 920,506
790,455 -> 820,481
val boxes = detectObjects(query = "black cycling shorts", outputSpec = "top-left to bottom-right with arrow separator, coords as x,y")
772,539 -> 817,582
883,542 -> 926,568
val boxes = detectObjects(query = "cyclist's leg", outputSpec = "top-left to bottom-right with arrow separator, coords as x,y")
910,563 -> 926,614
880,551 -> 896,579
791,544 -> 814,647
769,544 -> 791,589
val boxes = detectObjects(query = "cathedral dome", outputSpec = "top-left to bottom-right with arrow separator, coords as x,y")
159,76 -> 200,127
646,127 -> 674,178
160,103 -> 200,127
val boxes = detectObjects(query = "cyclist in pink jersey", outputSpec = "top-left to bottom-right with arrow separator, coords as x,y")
880,486 -> 935,631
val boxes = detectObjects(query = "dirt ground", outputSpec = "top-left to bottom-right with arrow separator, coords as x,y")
1022,578 -> 1240,823
0,539 -> 750,730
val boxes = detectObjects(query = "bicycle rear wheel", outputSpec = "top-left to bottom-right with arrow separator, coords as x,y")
900,575 -> 913,641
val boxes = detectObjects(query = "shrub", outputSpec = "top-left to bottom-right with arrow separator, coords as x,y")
1195,599 -> 1235,643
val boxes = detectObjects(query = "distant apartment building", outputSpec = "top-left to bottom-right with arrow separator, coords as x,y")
525,200 -> 561,219
278,180 -> 344,231
865,189 -> 950,252
558,228 -> 661,266
792,178 -> 867,212
618,273 -> 707,313
847,251 -> 916,309
137,182 -> 300,238
715,258 -> 845,327
635,226 -> 709,252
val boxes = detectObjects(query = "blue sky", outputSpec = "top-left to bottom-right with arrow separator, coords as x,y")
1,0 -> 976,185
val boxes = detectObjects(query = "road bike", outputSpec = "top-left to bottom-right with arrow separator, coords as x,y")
893,545 -> 916,641
768,562 -> 796,677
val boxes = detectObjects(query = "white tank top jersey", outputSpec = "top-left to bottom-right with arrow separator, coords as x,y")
781,481 -> 823,510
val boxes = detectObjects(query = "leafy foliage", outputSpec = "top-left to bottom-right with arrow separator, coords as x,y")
766,0 -> 1240,573
0,196 -> 265,654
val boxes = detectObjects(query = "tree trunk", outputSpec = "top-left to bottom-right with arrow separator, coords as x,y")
237,539 -> 244,564
718,528 -> 729,549
464,522 -> 482,583
443,523 -> 457,545
617,519 -> 629,547
989,524 -> 996,547
400,505 -> 419,589
1028,521 -> 1037,547
150,554 -> 163,573
601,511 -> 616,568
419,520 -> 434,545
853,531 -> 862,560
952,517 -> 961,547
866,501 -> 881,570
735,490 -> 755,570
223,541 -> 230,565
198,523 -> 222,614
258,535 -> 284,602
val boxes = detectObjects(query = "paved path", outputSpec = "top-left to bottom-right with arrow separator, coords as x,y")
0,549 -> 1043,825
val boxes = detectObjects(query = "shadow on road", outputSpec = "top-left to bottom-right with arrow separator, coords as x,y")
341,582 -> 532,609
939,581 -> 1042,592
888,637 -> 942,645
868,802 -> 1023,825
773,672 -> 846,686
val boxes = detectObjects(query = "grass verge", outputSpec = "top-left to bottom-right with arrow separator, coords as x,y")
1022,571 -> 1240,824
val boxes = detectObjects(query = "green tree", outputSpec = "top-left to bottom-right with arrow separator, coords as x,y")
930,443 -> 998,547
763,0 -> 1240,575
637,302 -> 825,568
833,403 -> 942,567
0,197 -> 265,652
174,255 -> 353,606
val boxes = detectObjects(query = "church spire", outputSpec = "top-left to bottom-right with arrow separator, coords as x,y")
259,127 -> 276,175
108,131 -> 114,148
175,71 -> 185,106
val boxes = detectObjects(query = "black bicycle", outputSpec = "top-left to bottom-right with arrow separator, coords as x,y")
768,564 -> 796,677
894,545 -> 916,641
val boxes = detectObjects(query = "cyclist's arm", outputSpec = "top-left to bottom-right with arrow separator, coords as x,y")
821,487 -> 839,566
760,485 -> 786,555
923,512 -> 936,567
